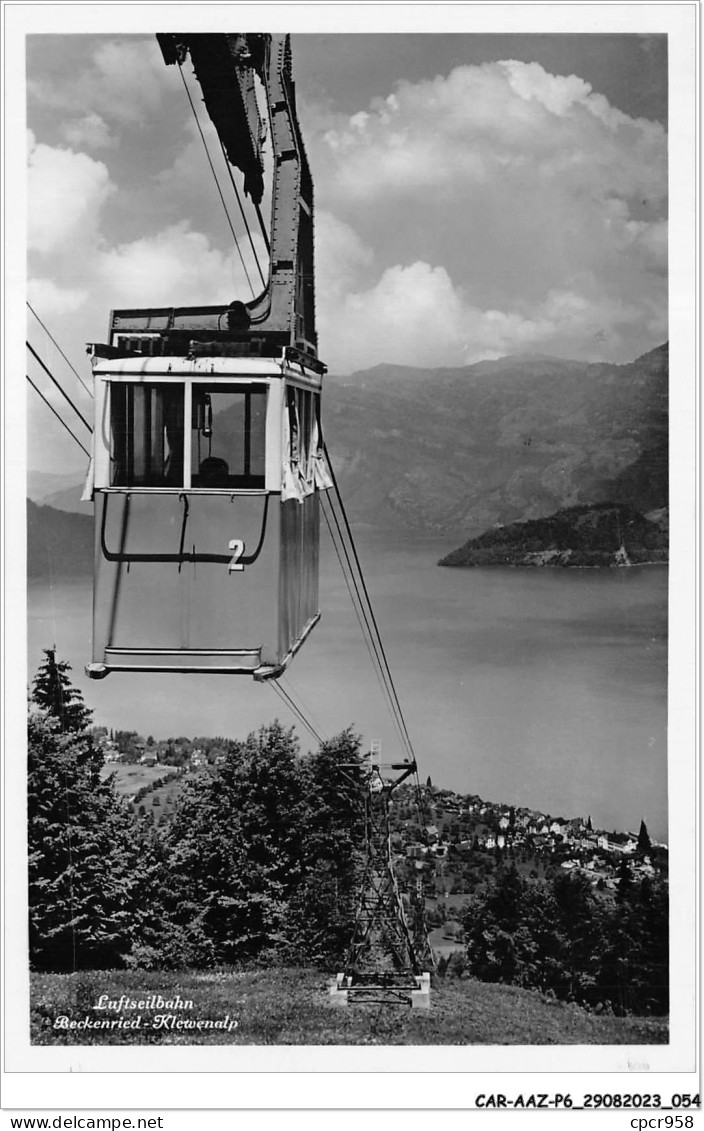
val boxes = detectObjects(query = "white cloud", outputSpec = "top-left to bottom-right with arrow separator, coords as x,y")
30,39 -> 170,128
308,58 -> 667,367
28,277 -> 88,317
27,134 -> 113,254
315,210 -> 374,297
317,259 -> 539,370
61,113 -> 114,150
96,221 -> 258,308
317,256 -> 663,373
89,40 -> 166,125
317,60 -> 666,204
628,218 -> 668,276
25,49 -> 667,381
501,60 -> 594,117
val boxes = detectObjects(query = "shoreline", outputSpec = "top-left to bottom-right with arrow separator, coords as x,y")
439,559 -> 669,570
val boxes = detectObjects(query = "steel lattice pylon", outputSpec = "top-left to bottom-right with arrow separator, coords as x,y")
330,760 -> 433,1008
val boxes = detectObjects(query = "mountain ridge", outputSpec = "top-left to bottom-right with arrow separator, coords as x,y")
323,343 -> 667,535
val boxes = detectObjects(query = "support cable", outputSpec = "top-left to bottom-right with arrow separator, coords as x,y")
177,62 -> 256,297
322,486 -> 407,747
26,302 -> 93,399
324,463 -> 435,975
279,673 -> 327,745
320,492 -> 410,759
321,489 -> 410,756
26,376 -> 91,459
321,451 -> 430,847
254,201 -> 271,255
322,484 -> 431,851
26,344 -> 92,434
323,447 -> 418,764
325,487 -> 415,764
320,493 -> 392,711
218,138 -> 267,290
269,678 -> 324,746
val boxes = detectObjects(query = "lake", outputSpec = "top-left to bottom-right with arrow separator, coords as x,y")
27,529 -> 668,842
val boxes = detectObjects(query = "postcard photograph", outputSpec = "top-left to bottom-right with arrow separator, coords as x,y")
2,0 -> 699,1106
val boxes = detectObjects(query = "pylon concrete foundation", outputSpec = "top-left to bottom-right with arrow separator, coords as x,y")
328,971 -> 431,1008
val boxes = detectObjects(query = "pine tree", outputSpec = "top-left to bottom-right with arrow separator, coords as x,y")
144,723 -> 369,969
27,710 -> 140,971
27,652 -> 147,971
637,819 -> 652,855
616,856 -> 633,904
289,728 -> 366,963
161,721 -> 311,965
32,648 -> 92,733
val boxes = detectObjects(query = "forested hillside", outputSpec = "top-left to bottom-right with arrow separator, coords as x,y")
27,498 -> 93,578
28,651 -> 669,1031
439,503 -> 668,568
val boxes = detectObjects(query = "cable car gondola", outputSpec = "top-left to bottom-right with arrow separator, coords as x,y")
84,32 -> 331,681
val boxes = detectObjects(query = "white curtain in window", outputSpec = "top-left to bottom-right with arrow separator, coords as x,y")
281,389 -> 331,501
81,448 -> 95,501
281,394 -> 306,502
310,412 -> 333,491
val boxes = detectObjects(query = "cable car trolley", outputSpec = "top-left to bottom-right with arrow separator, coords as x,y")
84,32 -> 332,681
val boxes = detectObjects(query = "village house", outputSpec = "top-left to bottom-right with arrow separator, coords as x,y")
632,860 -> 656,878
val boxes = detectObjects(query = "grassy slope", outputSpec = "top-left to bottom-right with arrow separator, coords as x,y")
100,763 -> 178,795
100,762 -> 186,823
31,968 -> 667,1046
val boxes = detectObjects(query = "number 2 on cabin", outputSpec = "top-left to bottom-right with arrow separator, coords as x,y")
228,539 -> 245,572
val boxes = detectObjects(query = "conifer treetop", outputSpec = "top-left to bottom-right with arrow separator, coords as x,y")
31,648 -> 92,733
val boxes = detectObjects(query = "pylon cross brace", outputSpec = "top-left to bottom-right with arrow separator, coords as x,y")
329,760 -> 432,1008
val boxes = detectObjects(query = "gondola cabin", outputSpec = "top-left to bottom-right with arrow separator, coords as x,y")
86,312 -> 329,681
85,31 -> 329,679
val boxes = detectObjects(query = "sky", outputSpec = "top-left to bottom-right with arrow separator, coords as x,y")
24,31 -> 668,475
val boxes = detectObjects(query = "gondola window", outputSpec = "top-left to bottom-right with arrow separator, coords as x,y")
191,385 -> 267,489
110,383 -> 184,487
